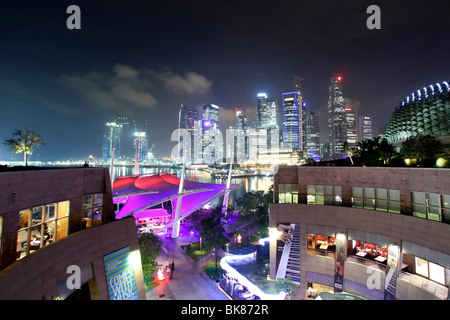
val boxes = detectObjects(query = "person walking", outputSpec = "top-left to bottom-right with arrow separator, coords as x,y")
170,260 -> 175,279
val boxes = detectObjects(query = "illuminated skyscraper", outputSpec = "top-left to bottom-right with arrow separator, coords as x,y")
328,76 -> 346,159
305,111 -> 320,161
257,93 -> 278,130
234,109 -> 248,162
359,116 -> 373,141
201,104 -> 222,163
178,104 -> 198,162
102,120 -> 123,163
282,91 -> 301,149
345,107 -> 358,149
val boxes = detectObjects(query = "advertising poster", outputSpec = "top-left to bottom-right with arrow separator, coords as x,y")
384,244 -> 400,300
104,246 -> 139,300
333,233 -> 346,293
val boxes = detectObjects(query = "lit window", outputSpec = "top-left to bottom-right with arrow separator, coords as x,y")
16,201 -> 70,260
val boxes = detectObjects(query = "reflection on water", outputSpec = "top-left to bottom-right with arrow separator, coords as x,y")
111,166 -> 273,194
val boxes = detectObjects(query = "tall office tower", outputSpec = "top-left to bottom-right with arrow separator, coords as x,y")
233,109 -> 249,162
133,131 -> 148,163
282,91 -> 302,149
293,76 -> 306,152
201,104 -> 222,163
359,116 -> 373,141
257,92 -> 279,151
328,76 -> 346,159
345,107 -> 358,149
257,93 -> 278,129
102,120 -> 123,163
305,111 -> 320,161
178,104 -> 198,162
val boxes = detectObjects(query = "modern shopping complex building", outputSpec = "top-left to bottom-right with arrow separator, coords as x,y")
0,167 -> 146,300
270,165 -> 450,300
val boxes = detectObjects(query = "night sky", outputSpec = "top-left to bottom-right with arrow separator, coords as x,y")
1,0 -> 449,161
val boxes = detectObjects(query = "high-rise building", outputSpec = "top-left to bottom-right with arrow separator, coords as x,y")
345,107 -> 358,149
133,131 -> 148,163
102,120 -> 123,163
178,104 -> 198,162
359,116 -> 373,141
294,76 -> 306,153
201,104 -> 222,163
233,109 -> 249,162
328,76 -> 346,159
257,93 -> 278,130
282,91 -> 302,149
305,111 -> 320,161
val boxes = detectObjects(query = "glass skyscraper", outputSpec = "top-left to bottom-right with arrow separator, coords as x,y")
345,106 -> 358,149
305,111 -> 320,161
359,116 -> 373,141
328,76 -> 346,159
178,104 -> 198,162
201,104 -> 221,163
282,91 -> 301,149
133,131 -> 148,163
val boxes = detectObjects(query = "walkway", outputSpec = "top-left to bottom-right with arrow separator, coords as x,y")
145,228 -> 229,300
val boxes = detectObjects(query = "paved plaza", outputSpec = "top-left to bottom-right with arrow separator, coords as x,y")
145,226 -> 230,300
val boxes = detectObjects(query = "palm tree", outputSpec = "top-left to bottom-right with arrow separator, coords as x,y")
342,141 -> 354,165
3,129 -> 46,166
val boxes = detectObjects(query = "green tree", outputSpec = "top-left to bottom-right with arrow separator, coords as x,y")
189,206 -> 228,273
354,137 -> 397,166
274,277 -> 297,299
3,129 -> 46,166
138,231 -> 163,281
401,134 -> 444,166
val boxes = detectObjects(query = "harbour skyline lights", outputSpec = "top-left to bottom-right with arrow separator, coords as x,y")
0,1 -> 448,161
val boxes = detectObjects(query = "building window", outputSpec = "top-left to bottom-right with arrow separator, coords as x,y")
278,184 -> 298,204
414,257 -> 447,286
412,191 -> 447,222
307,185 -> 342,206
352,187 -> 400,213
307,233 -> 336,253
82,194 -> 104,228
16,201 -> 70,260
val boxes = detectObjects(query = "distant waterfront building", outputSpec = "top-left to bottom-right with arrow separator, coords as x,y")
102,120 -> 123,163
359,116 -> 373,141
328,76 -> 346,159
344,107 -> 358,149
305,111 -> 320,161
384,81 -> 450,148
133,131 -> 148,163
282,91 -> 302,149
178,104 -> 198,162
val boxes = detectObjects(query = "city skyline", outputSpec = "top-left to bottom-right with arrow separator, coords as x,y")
0,0 -> 449,161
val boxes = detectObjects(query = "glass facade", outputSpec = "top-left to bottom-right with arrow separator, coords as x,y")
17,201 -> 70,260
83,194 -> 104,228
412,191 -> 449,223
307,185 -> 342,206
352,187 -> 400,213
385,81 -> 450,144
278,184 -> 299,203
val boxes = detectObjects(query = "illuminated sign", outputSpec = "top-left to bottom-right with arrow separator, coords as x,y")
104,246 -> 139,300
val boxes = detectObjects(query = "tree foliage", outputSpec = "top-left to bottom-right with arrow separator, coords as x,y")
401,134 -> 444,165
353,137 -> 397,166
138,231 -> 163,280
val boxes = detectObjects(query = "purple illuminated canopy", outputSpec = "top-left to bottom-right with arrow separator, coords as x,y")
113,172 -> 239,221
